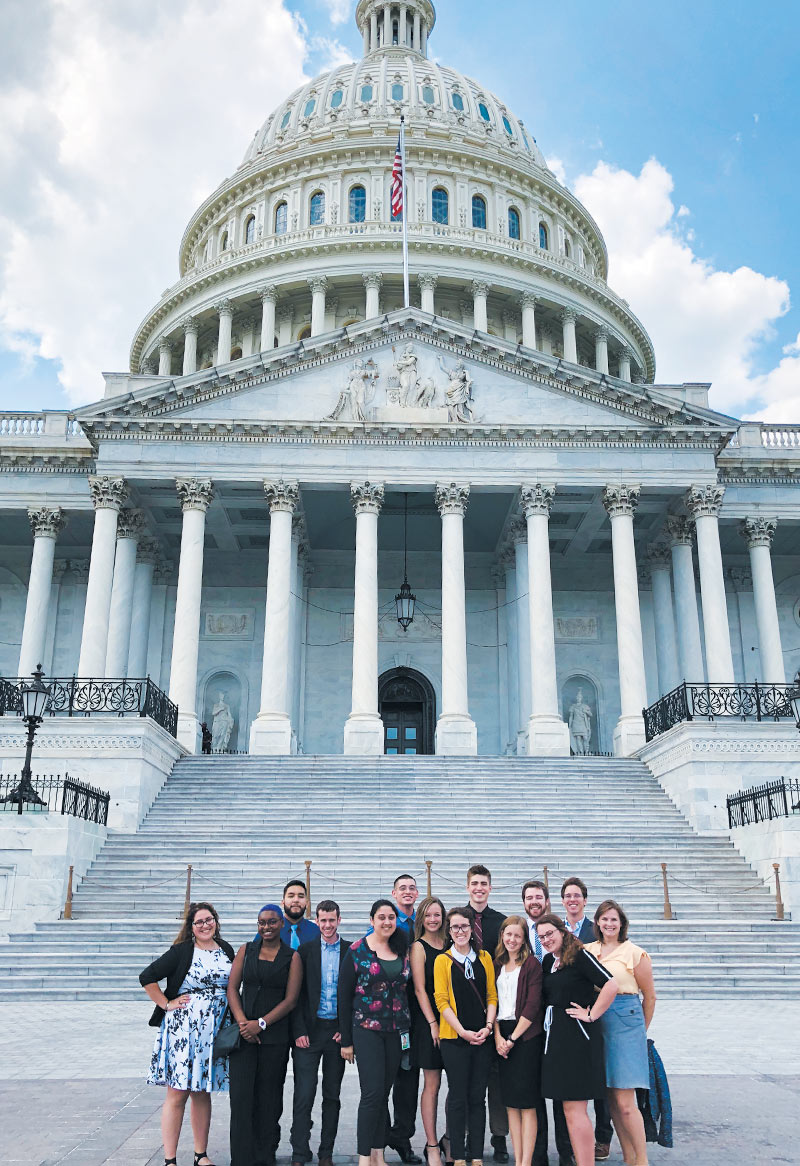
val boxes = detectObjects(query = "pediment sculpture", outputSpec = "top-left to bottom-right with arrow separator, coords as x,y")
324,357 -> 379,421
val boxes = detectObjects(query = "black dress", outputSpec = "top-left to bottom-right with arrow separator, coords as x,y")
540,948 -> 613,1101
410,939 -> 444,1070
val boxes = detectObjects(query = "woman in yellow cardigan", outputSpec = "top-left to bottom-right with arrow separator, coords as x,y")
434,906 -> 498,1166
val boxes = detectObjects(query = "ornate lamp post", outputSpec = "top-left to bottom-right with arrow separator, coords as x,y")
2,664 -> 51,814
395,493 -> 416,631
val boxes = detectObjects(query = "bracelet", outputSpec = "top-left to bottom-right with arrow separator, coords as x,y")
507,1035 -> 517,1043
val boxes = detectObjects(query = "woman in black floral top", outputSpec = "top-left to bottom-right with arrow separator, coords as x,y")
339,898 -> 412,1166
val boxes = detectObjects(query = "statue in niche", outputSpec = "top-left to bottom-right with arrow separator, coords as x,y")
438,355 -> 476,423
211,692 -> 235,752
568,688 -> 593,756
324,358 -> 379,421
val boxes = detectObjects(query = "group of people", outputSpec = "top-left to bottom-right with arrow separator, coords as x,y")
140,867 -> 657,1166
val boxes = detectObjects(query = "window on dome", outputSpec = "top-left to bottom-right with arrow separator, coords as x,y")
349,185 -> 367,223
502,116 -> 513,136
451,91 -> 464,111
538,221 -> 549,250
220,231 -> 229,252
521,129 -> 532,152
392,20 -> 399,44
432,187 -> 449,225
310,191 -> 325,226
244,215 -> 256,244
304,98 -> 316,118
391,83 -> 404,101
508,207 -> 521,240
422,85 -> 435,105
361,84 -> 373,103
298,325 -> 312,341
275,202 -> 288,235
330,89 -> 344,109
472,195 -> 487,230
564,236 -> 571,258
280,109 -> 291,130
478,102 -> 491,122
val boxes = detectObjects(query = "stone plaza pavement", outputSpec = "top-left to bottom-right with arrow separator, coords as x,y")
2,1000 -> 798,1165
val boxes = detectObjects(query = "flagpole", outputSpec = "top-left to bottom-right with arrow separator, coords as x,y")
400,115 -> 410,308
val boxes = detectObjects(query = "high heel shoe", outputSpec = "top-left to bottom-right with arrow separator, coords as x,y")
438,1136 -> 454,1166
424,1146 -> 443,1165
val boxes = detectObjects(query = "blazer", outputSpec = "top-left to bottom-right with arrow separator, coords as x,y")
493,953 -> 544,1039
433,948 -> 498,1041
465,904 -> 507,958
139,938 -> 236,1027
291,935 -> 351,1040
575,917 -> 595,943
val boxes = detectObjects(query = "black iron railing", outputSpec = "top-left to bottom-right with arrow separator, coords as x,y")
643,681 -> 795,742
0,676 -> 178,738
0,773 -> 109,824
727,778 -> 800,829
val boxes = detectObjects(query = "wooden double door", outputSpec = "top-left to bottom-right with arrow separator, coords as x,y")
378,667 -> 435,755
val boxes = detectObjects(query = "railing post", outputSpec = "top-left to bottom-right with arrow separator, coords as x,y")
64,864 -> 74,919
425,859 -> 432,898
661,862 -> 673,920
68,676 -> 76,717
543,865 -> 549,891
773,863 -> 785,921
305,859 -> 312,916
754,679 -> 762,722
182,864 -> 192,918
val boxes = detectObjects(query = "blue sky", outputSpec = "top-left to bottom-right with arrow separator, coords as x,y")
1,0 -> 798,418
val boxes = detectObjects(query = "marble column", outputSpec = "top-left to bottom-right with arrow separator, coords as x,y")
18,507 -> 66,677
511,519 -> 532,748
418,273 -> 437,315
288,520 -> 307,750
421,21 -> 428,54
105,509 -> 145,677
259,286 -> 278,352
399,3 -> 408,44
603,485 -> 648,755
169,478 -> 214,751
413,9 -> 421,49
371,9 -> 378,50
740,516 -> 785,682
686,485 -> 734,683
521,485 -> 570,754
562,307 -> 578,363
728,566 -> 756,682
158,339 -> 172,377
472,280 -> 489,332
127,537 -> 159,678
647,542 -> 680,694
181,317 -> 198,375
501,549 -> 519,754
594,326 -> 609,375
383,3 -> 391,45
618,346 -> 632,382
363,22 -> 370,54
520,292 -> 537,349
78,476 -> 128,677
309,276 -> 328,336
250,480 -> 299,754
435,483 -> 477,754
215,299 -> 233,364
364,272 -> 383,319
344,482 -> 385,754
43,559 -> 67,674
665,515 -> 705,682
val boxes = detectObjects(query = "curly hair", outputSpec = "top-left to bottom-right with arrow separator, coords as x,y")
535,912 -> 583,967
174,901 -> 221,946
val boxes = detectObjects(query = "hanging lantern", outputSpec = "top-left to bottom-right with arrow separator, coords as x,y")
395,492 -> 416,631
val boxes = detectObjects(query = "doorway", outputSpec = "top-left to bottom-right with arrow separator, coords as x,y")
378,667 -> 436,755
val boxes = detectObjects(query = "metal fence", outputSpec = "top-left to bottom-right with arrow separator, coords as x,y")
0,676 -> 178,738
643,681 -> 795,741
0,773 -> 110,825
727,778 -> 800,829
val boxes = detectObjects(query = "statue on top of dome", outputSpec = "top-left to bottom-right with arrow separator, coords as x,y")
324,357 -> 379,422
438,355 -> 476,423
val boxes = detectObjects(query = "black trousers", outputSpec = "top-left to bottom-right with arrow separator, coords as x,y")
487,1048 -> 509,1138
291,1019 -> 347,1162
353,1027 -> 403,1156
388,1059 -> 420,1144
229,1039 -> 290,1166
440,1038 -> 492,1161
533,1098 -> 612,1166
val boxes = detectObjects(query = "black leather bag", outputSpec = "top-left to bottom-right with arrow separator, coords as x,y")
212,1012 -> 243,1059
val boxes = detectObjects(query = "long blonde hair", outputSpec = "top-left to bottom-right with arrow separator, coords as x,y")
414,896 -> 447,944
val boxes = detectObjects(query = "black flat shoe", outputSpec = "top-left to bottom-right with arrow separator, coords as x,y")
389,1143 -> 423,1165
195,1153 -> 216,1166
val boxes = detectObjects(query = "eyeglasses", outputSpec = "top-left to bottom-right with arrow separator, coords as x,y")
258,919 -> 281,927
450,923 -> 471,932
537,929 -> 558,941
193,918 -> 215,928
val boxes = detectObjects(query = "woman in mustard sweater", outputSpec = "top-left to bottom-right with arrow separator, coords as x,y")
434,906 -> 498,1166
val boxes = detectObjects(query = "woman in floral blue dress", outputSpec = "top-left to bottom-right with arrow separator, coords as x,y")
140,901 -> 236,1166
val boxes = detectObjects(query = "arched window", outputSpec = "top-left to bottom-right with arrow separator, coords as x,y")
391,82 -> 404,101
280,109 -> 291,130
309,191 -> 325,226
538,221 -> 549,250
230,346 -> 243,361
349,185 -> 366,223
298,325 -> 312,341
563,236 -> 571,258
508,207 -> 521,240
361,84 -> 373,103
432,187 -> 449,225
502,116 -> 513,136
422,84 -> 435,105
478,102 -> 491,122
220,230 -> 229,252
330,89 -> 344,109
471,194 -> 487,230
451,91 -> 464,111
303,97 -> 316,118
244,216 -> 256,244
275,202 -> 288,235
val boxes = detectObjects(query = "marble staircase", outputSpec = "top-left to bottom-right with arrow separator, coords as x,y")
1,755 -> 798,999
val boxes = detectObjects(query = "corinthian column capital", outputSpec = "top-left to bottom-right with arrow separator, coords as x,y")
665,515 -> 694,547
740,515 -> 777,548
602,484 -> 640,519
264,479 -> 299,514
175,477 -> 214,513
28,506 -> 66,539
350,481 -> 384,515
686,483 -> 725,518
435,482 -> 470,517
521,483 -> 555,518
88,476 -> 128,511
116,508 -> 146,540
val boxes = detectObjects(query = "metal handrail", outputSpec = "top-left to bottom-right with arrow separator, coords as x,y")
643,680 -> 795,741
0,676 -> 178,738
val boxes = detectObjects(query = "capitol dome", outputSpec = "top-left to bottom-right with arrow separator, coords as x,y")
130,0 -> 655,383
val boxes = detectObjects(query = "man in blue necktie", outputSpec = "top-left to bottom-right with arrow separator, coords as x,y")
281,879 -> 321,948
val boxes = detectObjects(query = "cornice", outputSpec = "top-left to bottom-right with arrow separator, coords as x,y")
0,451 -> 96,473
718,462 -> 800,484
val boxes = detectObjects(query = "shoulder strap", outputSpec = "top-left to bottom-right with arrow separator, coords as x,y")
446,951 -> 487,1016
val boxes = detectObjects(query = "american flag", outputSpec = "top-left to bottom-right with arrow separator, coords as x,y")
391,133 -> 404,220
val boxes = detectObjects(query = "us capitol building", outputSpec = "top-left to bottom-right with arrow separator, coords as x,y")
1,0 -> 799,767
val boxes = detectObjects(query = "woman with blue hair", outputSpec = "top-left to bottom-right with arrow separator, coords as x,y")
227,903 -> 303,1166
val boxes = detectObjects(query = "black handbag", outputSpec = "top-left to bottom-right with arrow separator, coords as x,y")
213,1012 -> 243,1059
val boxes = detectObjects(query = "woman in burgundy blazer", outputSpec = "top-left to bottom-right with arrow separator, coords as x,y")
494,916 -> 544,1166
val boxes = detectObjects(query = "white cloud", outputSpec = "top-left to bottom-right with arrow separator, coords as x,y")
322,0 -> 352,24
574,158 -> 795,419
0,0 -> 309,405
545,156 -> 568,187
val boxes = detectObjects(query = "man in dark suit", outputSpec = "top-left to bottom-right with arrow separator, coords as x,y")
282,879 -> 321,948
290,899 -> 350,1166
561,878 -> 613,1163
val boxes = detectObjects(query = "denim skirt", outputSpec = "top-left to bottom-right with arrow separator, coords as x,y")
598,995 -> 648,1089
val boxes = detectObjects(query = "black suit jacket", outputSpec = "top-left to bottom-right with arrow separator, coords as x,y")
575,917 -> 596,943
291,935 -> 351,1040
140,938 -> 237,1027
467,903 -> 507,959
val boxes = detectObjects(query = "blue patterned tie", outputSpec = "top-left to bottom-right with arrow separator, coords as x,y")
291,924 -> 300,950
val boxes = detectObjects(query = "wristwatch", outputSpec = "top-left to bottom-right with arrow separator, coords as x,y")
258,1017 -> 267,1031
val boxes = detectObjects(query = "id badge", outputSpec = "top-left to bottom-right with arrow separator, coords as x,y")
400,1031 -> 411,1051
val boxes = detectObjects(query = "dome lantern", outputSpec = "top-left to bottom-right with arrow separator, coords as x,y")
356,0 -> 436,57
